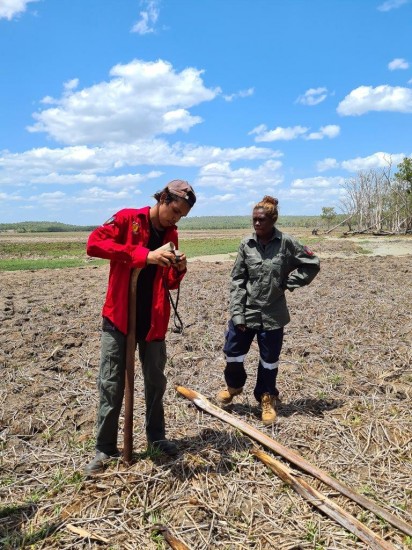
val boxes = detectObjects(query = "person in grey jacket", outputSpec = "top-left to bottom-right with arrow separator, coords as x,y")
217,195 -> 320,424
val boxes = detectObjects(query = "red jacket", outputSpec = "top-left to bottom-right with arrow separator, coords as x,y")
87,207 -> 185,339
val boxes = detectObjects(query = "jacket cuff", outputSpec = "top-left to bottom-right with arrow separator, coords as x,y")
131,246 -> 150,268
232,314 -> 245,326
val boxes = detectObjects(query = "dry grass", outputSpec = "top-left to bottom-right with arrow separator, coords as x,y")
1,241 -> 411,549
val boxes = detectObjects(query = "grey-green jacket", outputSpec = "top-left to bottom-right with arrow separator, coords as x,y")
230,228 -> 320,330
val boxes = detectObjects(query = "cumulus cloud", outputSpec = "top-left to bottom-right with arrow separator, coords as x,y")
250,124 -> 339,142
317,152 -> 407,173
341,151 -> 406,171
317,158 -> 339,172
388,58 -> 409,70
195,159 -> 283,191
223,88 -> 254,102
296,87 -> 328,106
337,85 -> 412,115
131,0 -> 159,34
305,125 -> 340,140
377,0 -> 408,11
284,176 -> 346,205
250,125 -> 308,142
0,0 -> 37,20
0,141 -> 281,187
27,59 -> 220,145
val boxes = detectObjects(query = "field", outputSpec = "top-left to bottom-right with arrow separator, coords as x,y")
1,230 -> 411,549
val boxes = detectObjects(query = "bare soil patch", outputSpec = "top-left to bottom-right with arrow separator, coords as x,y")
1,241 -> 411,548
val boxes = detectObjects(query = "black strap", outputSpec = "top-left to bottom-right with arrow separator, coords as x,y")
168,285 -> 184,334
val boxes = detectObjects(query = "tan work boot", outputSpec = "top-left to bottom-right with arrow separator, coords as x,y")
261,393 -> 277,425
216,386 -> 243,405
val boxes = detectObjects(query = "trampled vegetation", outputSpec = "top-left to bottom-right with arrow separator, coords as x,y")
1,244 -> 411,549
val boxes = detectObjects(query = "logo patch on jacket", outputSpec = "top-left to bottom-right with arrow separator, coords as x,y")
303,245 -> 314,256
132,220 -> 140,234
104,215 -> 116,225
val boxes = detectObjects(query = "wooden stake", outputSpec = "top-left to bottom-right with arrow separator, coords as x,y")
123,267 -> 141,464
176,386 -> 412,538
253,448 -> 396,550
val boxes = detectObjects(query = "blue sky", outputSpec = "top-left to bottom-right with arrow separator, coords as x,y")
0,0 -> 411,225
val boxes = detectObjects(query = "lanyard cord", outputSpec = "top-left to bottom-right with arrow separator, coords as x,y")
162,269 -> 184,334
169,285 -> 184,334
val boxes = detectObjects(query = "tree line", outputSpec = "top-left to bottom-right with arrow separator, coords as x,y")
321,157 -> 412,234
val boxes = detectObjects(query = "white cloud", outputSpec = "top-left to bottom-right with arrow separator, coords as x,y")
27,59 -> 220,145
223,88 -> 254,102
388,58 -> 409,70
209,193 -> 236,202
337,85 -> 412,115
195,159 -> 283,191
317,158 -> 339,172
291,176 -> 345,189
0,141 -> 281,186
284,176 -> 346,205
131,0 -> 159,34
0,0 -> 37,20
279,176 -> 345,209
250,125 -> 308,142
377,0 -> 408,11
341,151 -> 406,171
64,78 -> 79,91
250,123 -> 339,142
296,87 -> 328,106
305,125 -> 340,140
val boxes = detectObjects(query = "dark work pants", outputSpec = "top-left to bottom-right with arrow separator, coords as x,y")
223,320 -> 284,402
95,328 -> 167,455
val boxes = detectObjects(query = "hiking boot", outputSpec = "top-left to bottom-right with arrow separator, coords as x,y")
216,386 -> 243,405
148,439 -> 179,457
84,450 -> 121,476
261,393 -> 277,425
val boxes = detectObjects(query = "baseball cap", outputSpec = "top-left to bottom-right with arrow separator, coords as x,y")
167,179 -> 196,207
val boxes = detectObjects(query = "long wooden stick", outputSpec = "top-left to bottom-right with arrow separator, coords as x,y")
252,449 -> 395,550
152,524 -> 190,550
123,267 -> 141,464
176,386 -> 412,537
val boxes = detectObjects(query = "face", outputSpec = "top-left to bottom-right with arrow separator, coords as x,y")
158,197 -> 191,228
252,208 -> 274,239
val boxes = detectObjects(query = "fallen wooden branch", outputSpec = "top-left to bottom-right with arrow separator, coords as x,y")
66,523 -> 109,543
252,448 -> 395,550
176,386 -> 412,538
152,524 -> 190,549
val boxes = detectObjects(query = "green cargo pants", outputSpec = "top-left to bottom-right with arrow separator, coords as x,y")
95,328 -> 167,455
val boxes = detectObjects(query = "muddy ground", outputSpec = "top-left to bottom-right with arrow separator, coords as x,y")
0,237 -> 411,549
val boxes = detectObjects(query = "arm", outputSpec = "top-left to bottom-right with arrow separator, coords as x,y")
87,211 -> 149,269
285,241 -> 320,291
230,243 -> 248,327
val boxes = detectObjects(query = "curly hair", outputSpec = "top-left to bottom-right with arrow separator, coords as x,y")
254,195 -> 279,224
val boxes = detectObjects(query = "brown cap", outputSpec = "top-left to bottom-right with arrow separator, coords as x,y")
167,179 -> 196,207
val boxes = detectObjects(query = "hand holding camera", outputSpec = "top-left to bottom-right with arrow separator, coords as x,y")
147,242 -> 187,270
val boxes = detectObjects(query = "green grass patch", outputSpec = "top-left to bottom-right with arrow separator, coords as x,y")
180,237 -> 240,257
0,258 -> 104,271
0,241 -> 86,257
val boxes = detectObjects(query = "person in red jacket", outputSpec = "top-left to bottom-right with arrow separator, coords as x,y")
85,180 -> 196,475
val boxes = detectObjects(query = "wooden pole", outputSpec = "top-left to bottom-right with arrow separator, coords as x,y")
123,268 -> 141,464
123,242 -> 175,464
176,386 -> 412,538
253,449 -> 396,550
